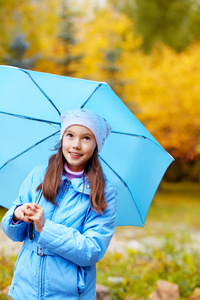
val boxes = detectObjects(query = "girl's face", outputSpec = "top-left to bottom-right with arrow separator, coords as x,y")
62,125 -> 97,172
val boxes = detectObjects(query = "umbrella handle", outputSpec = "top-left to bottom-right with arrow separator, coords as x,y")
29,190 -> 43,240
36,190 -> 43,205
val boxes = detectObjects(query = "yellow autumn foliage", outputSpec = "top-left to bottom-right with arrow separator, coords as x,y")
75,5 -> 142,81
0,0 -> 199,163
74,4 -> 200,162
0,0 -> 59,72
120,42 -> 200,161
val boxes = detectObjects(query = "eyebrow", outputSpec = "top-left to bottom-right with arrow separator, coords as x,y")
65,129 -> 94,137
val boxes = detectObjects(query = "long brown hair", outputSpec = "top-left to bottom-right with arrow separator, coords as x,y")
36,144 -> 107,214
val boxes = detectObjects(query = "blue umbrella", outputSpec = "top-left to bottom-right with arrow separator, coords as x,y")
0,65 -> 173,227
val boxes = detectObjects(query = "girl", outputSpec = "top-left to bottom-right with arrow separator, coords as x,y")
1,109 -> 117,300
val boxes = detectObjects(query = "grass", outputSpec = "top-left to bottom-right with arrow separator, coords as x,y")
96,182 -> 200,299
146,181 -> 200,230
0,208 -> 7,224
0,256 -> 16,290
0,182 -> 200,299
97,236 -> 200,300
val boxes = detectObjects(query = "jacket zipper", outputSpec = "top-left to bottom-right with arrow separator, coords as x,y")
51,179 -> 70,218
40,256 -> 45,299
39,180 -> 71,299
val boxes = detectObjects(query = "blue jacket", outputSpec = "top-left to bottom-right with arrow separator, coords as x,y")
1,165 -> 117,300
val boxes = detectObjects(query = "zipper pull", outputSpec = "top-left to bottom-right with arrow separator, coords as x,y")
66,179 -> 70,191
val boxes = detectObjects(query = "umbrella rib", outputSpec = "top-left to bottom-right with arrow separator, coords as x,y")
98,155 -> 144,225
20,69 -> 61,116
111,131 -> 168,152
0,111 -> 60,126
80,84 -> 102,108
0,131 -> 59,170
111,131 -> 147,139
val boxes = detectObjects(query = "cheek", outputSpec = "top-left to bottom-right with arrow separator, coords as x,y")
62,138 -> 69,149
62,141 -> 69,157
83,144 -> 94,156
89,143 -> 96,156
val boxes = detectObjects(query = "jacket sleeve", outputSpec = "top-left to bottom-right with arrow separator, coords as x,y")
1,168 -> 38,242
38,185 -> 117,267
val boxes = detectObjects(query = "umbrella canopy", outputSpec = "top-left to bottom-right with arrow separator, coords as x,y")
0,65 -> 173,227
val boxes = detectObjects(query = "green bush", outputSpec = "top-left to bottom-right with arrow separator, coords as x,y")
0,296 -> 10,300
97,229 -> 200,300
0,255 -> 15,291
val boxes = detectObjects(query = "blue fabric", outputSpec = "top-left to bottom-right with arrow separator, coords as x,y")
0,65 -> 173,226
1,166 -> 117,300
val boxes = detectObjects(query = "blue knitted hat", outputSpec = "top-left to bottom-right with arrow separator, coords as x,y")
60,109 -> 111,152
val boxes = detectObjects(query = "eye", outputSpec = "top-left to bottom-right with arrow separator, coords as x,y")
65,132 -> 73,138
83,136 -> 90,140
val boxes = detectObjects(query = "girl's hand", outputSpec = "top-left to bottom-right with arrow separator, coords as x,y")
28,203 -> 45,233
13,203 -> 37,223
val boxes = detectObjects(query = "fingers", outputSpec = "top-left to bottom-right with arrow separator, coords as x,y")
14,203 -> 45,232
14,203 -> 43,223
33,203 -> 40,209
14,205 -> 32,223
28,207 -> 45,233
18,211 -> 33,223
24,203 -> 37,215
28,207 -> 44,221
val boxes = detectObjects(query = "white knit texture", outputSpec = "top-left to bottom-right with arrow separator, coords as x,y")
60,109 -> 111,152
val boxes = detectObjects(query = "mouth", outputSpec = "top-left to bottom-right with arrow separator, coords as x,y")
69,152 -> 82,158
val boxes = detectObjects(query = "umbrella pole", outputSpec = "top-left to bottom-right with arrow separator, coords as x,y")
29,190 -> 42,240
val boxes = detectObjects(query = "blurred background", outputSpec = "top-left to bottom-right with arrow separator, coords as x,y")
0,0 -> 200,299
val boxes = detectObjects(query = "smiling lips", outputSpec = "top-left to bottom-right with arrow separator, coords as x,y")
69,151 -> 83,158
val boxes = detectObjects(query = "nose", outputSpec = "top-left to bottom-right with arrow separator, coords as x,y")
73,137 -> 81,149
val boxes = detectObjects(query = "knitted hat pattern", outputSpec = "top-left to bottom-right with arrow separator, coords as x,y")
60,109 -> 111,152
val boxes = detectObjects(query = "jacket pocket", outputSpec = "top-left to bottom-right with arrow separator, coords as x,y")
12,247 -> 30,284
10,247 -> 36,299
45,256 -> 79,297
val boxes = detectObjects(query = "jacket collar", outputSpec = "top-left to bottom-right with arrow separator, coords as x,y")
61,173 -> 90,195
